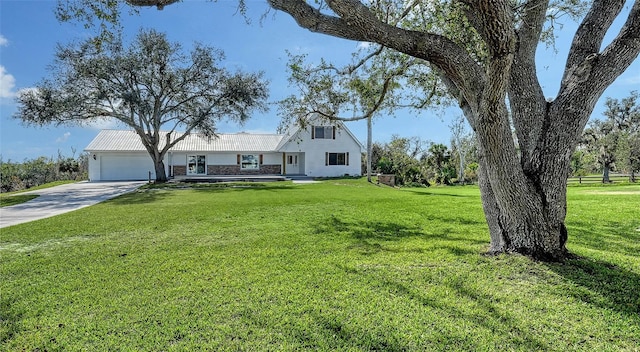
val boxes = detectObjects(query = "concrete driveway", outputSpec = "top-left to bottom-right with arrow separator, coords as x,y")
0,181 -> 146,228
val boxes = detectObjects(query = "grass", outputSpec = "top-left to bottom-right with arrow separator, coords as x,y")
0,194 -> 39,207
0,180 -> 78,207
1,179 -> 638,351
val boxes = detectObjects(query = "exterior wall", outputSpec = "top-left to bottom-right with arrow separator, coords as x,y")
170,152 -> 283,176
279,125 -> 363,177
88,152 -> 167,181
208,153 -> 238,166
88,154 -> 101,181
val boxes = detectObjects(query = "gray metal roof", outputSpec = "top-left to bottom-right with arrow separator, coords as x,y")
85,130 -> 285,152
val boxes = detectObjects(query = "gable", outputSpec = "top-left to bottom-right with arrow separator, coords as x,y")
276,121 -> 365,153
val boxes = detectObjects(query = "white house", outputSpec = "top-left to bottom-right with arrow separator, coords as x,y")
85,120 -> 364,181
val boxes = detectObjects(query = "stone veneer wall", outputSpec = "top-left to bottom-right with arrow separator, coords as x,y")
207,164 -> 282,175
173,166 -> 187,176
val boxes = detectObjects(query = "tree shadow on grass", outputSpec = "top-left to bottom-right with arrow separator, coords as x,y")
104,189 -> 174,205
545,256 -> 640,317
315,215 -> 424,241
320,263 -> 550,350
568,221 -> 640,258
313,215 -> 485,256
406,189 -> 474,198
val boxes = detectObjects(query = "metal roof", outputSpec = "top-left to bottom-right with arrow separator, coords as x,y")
85,130 -> 285,152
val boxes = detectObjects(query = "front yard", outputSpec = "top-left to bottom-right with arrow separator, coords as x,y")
1,179 -> 638,350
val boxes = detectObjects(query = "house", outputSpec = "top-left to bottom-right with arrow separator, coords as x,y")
85,120 -> 364,181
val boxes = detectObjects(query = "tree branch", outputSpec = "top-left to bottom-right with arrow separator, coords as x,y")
270,0 -> 485,109
508,0 -> 549,164
561,0 -> 627,91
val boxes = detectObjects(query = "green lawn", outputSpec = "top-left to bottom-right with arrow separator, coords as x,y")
1,179 -> 639,351
0,180 -> 79,207
0,194 -> 39,207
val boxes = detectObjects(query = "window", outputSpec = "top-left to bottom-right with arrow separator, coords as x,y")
325,152 -> 349,166
287,155 -> 298,165
239,154 -> 262,170
312,126 -> 335,139
187,155 -> 206,175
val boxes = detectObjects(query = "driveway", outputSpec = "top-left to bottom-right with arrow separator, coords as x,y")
0,181 -> 146,228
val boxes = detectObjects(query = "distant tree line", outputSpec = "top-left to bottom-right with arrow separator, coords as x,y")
371,92 -> 639,186
0,150 -> 88,193
369,121 -> 478,187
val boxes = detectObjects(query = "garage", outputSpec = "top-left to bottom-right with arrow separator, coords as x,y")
99,154 -> 155,181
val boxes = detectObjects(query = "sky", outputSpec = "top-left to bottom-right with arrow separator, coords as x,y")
0,0 -> 639,161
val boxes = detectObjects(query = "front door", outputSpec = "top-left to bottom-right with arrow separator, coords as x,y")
187,155 -> 206,175
286,153 -> 300,175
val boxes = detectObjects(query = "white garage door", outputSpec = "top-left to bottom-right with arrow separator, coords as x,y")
101,154 -> 155,181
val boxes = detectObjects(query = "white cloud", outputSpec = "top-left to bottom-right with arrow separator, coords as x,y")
0,34 -> 8,47
56,132 -> 71,143
0,65 -> 16,98
357,42 -> 372,50
86,117 -> 120,130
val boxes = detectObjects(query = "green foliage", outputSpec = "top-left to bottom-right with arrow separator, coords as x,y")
374,137 -> 465,186
0,155 -> 86,193
425,143 -> 456,185
1,180 -> 639,350
464,162 -> 479,181
570,149 -> 596,177
375,135 -> 431,186
580,91 -> 640,180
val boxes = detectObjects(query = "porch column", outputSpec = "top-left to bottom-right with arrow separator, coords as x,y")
282,153 -> 286,175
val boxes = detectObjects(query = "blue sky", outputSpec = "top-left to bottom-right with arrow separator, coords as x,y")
0,0 -> 638,161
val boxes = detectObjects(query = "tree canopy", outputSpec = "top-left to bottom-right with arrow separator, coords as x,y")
14,29 -> 269,182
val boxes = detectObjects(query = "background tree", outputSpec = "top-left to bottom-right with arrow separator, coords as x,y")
449,115 -> 477,184
424,143 -> 456,185
582,119 -> 619,182
14,29 -> 269,182
376,135 -> 431,186
57,0 -> 640,260
606,91 -> 640,181
569,148 -> 595,177
581,91 -> 640,182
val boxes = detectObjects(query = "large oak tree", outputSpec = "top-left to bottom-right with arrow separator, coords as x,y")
61,0 -> 639,260
272,0 -> 640,261
15,29 -> 268,182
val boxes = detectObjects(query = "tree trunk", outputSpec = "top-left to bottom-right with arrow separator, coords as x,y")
470,95 -> 571,261
477,146 -> 569,261
458,151 -> 465,184
367,115 -> 372,183
602,164 -> 611,183
154,159 -> 168,183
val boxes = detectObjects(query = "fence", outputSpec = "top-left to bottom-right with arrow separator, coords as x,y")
567,174 -> 636,184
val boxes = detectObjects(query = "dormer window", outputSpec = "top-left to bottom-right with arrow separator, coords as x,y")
312,126 -> 335,139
